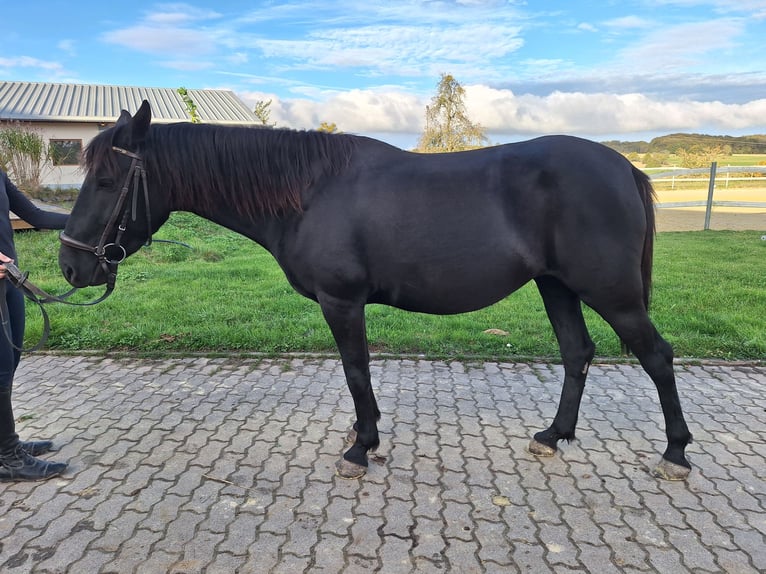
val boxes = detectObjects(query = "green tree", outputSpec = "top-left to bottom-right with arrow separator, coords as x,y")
678,144 -> 725,168
642,153 -> 667,168
253,99 -> 275,126
416,73 -> 487,153
177,87 -> 201,123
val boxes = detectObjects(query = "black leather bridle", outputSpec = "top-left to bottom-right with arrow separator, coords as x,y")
59,145 -> 153,292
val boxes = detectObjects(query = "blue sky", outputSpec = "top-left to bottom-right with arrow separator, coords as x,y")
2,1 -> 766,148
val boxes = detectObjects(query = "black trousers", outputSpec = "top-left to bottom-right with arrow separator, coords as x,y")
0,282 -> 24,450
0,281 -> 24,389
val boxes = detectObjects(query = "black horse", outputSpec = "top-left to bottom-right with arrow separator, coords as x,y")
59,101 -> 692,480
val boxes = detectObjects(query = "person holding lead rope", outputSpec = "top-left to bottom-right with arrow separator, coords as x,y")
0,169 -> 68,481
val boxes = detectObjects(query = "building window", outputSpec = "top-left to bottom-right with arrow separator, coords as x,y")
49,139 -> 82,166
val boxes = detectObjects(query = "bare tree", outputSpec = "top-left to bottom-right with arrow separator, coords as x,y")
416,74 -> 487,153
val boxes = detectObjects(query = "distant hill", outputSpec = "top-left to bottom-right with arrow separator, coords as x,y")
602,134 -> 766,154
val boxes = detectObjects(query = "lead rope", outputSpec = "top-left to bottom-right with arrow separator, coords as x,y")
0,279 -> 49,353
0,260 -> 116,353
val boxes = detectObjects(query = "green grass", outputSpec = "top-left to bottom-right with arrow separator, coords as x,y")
640,154 -> 766,168
722,154 -> 766,166
13,213 -> 766,361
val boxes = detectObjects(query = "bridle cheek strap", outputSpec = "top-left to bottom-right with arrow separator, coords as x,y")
59,146 -> 153,291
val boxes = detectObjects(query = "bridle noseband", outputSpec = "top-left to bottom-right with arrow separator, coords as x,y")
59,145 -> 153,291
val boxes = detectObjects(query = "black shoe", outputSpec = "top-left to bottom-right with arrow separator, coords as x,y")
19,440 -> 54,456
0,445 -> 67,481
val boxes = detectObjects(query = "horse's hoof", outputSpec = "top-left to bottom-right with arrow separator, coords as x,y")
335,458 -> 367,480
528,439 -> 557,457
652,457 -> 691,481
345,428 -> 357,446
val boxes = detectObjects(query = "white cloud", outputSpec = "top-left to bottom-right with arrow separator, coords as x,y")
505,16 -> 756,99
646,0 -> 766,15
577,22 -> 598,32
102,25 -> 218,56
0,56 -> 65,75
57,39 -> 76,56
238,88 -> 424,133
145,3 -> 221,24
101,4 -> 226,56
616,20 -> 742,70
603,16 -> 653,30
237,85 -> 766,147
243,22 -> 524,82
158,60 -> 214,71
227,52 -> 249,66
464,86 -> 766,136
105,1 -> 527,86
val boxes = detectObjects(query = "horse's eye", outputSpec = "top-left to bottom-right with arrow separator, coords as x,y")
97,178 -> 114,189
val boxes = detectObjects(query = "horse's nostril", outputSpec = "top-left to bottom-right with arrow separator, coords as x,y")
61,264 -> 75,283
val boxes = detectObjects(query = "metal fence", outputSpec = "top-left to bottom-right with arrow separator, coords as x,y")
650,164 -> 766,230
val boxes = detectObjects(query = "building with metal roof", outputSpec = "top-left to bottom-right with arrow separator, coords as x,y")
0,81 -> 259,188
0,81 -> 258,124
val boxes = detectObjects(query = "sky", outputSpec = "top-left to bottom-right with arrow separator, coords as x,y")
2,0 -> 766,149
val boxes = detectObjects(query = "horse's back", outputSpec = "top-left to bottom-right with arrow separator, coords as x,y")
353,135 -> 648,270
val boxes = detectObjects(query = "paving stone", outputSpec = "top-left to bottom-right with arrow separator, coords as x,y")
32,528 -> 102,572
102,527 -> 164,571
205,551 -> 247,574
66,549 -> 115,573
0,355 -> 762,573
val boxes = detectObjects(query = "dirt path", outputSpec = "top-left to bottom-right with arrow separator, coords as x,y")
656,208 -> 766,231
654,187 -> 766,231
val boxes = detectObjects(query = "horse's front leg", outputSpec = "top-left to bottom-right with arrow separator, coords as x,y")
318,294 -> 381,479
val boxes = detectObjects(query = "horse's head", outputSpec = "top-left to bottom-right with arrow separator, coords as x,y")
59,100 -> 169,288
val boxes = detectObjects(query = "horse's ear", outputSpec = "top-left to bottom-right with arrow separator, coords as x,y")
129,100 -> 152,144
116,109 -> 132,126
112,100 -> 152,150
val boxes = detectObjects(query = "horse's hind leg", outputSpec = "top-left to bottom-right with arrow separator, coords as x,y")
318,294 -> 381,479
529,276 -> 596,456
596,304 -> 692,480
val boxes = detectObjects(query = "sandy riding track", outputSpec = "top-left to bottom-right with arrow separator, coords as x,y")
654,187 -> 766,231
656,209 -> 765,232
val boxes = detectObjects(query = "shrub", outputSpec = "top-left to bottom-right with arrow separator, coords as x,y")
0,122 -> 46,191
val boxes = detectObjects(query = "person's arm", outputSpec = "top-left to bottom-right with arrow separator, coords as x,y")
5,173 -> 68,230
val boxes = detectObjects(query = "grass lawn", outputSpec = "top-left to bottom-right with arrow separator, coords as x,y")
13,212 -> 766,361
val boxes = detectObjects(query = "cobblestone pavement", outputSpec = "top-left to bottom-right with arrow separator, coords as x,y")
0,355 -> 764,573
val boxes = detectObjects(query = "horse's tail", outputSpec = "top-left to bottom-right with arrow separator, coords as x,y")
633,165 -> 656,311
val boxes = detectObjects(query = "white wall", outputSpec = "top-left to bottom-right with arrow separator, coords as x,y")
37,121 -> 102,188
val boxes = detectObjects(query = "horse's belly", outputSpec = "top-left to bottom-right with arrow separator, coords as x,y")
372,259 -> 532,315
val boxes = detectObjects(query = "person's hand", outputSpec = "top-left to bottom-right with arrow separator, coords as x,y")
0,252 -> 13,280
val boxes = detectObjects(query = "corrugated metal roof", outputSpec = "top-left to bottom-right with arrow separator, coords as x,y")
0,81 -> 259,125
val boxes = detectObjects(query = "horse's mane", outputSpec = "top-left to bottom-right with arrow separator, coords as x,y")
83,122 -> 358,218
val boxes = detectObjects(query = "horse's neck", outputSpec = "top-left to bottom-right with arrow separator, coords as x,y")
185,206 -> 285,254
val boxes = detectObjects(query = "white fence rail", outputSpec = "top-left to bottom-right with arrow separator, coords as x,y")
650,164 -> 766,230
